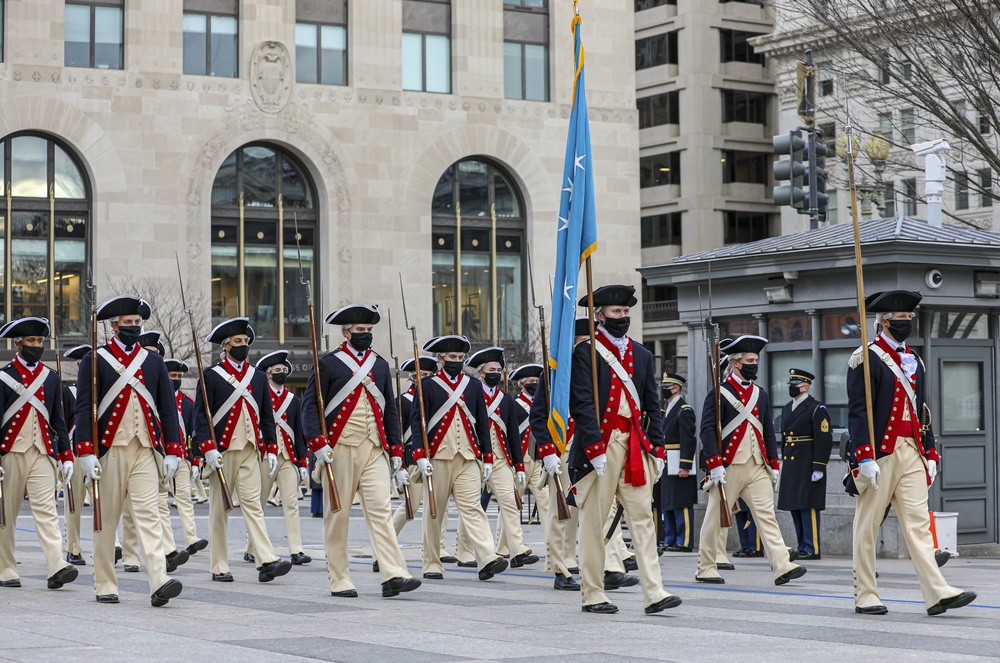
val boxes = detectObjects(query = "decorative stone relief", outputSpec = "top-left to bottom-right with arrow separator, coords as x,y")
250,41 -> 292,113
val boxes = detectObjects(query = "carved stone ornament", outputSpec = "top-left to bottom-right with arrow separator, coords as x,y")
250,41 -> 292,113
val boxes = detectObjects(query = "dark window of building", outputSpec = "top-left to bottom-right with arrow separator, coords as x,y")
183,0 -> 239,77
635,0 -> 675,9
295,1 -> 348,86
900,107 -> 916,145
640,213 -> 682,247
1,133 -> 91,336
639,152 -> 681,188
722,150 -> 769,184
402,0 -> 452,93
882,181 -> 896,217
818,64 -> 834,96
719,29 -> 765,65
65,1 -> 124,69
902,178 -> 918,216
876,51 -> 891,84
724,211 -> 772,243
637,91 -> 679,129
818,121 -> 836,153
955,171 -> 969,210
978,108 -> 992,135
721,89 -> 767,124
210,144 -> 318,343
431,158 -> 526,343
503,1 -> 549,101
635,31 -> 678,70
979,168 -> 993,208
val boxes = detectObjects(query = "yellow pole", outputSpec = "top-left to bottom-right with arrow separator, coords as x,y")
455,200 -> 462,336
238,192 -> 245,318
49,184 -> 56,349
490,202 -> 498,345
5,183 -> 11,349
278,194 -> 285,344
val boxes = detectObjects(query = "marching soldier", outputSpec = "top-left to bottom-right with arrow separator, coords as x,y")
778,368 -> 833,559
121,330 -> 190,574
508,365 -> 550,550
194,317 -> 291,584
410,335 -> 508,582
0,318 -> 78,591
303,304 -> 419,598
654,372 -> 697,552
61,344 -> 91,566
568,285 -> 679,615
695,335 -> 805,587
460,348 -> 538,568
252,350 -> 311,566
164,358 -> 208,556
848,290 -> 975,616
74,296 -> 183,606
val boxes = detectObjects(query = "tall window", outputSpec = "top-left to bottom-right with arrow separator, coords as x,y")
183,0 -> 239,78
722,150 -> 769,185
296,1 -> 348,86
979,168 -> 993,208
210,144 -> 318,344
722,89 -> 767,124
900,107 -> 916,145
902,177 -> 918,216
431,158 -> 525,343
402,0 -> 451,93
635,31 -> 678,70
882,181 -> 896,217
878,111 -> 893,143
503,1 -> 549,101
637,91 -> 679,129
719,29 -> 765,65
818,63 -> 834,96
641,213 -> 681,248
724,211 -> 771,243
640,152 -> 681,188
65,1 -> 124,69
1,133 -> 91,336
955,171 -> 970,210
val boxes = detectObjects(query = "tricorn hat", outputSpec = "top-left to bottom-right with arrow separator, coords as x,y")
509,364 -> 543,382
720,335 -> 768,356
422,335 -> 472,354
63,344 -> 92,361
96,295 -> 151,322
401,356 -> 438,373
865,290 -> 922,314
325,304 -> 380,326
0,317 -> 50,339
256,349 -> 292,374
164,358 -> 190,373
577,284 -> 637,308
206,317 -> 255,345
465,346 -> 505,369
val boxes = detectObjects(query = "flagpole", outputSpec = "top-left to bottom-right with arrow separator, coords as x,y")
455,201 -> 462,336
490,202 -> 498,346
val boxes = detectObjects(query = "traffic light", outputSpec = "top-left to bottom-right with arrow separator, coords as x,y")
773,130 -> 806,210
808,128 -> 829,216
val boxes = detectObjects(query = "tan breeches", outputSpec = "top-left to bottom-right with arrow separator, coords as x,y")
0,447 -> 66,580
208,445 -> 276,574
171,459 -> 199,545
64,455 -> 85,555
422,457 -> 494,575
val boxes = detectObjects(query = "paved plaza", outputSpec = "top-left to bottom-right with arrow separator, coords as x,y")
1,497 -> 997,662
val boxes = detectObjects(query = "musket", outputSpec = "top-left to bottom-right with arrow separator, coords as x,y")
52,333 -> 75,515
702,270 -> 732,529
387,308 -> 414,521
400,274 -> 436,519
526,240 -> 570,521
175,254 -> 234,512
292,216 -> 341,513
86,266 -> 103,531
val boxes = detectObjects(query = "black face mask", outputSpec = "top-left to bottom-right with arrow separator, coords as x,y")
788,384 -> 803,399
117,325 -> 142,347
171,378 -> 182,392
483,373 -> 502,388
443,361 -> 464,378
271,373 -> 288,386
20,345 -> 43,365
738,363 -> 759,381
602,316 -> 631,339
523,382 -> 538,396
661,388 -> 676,402
350,332 -> 373,352
228,345 -> 250,362
886,319 -> 912,343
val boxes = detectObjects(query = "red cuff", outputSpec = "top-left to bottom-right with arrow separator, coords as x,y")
483,452 -> 494,465
58,449 -> 74,463
76,440 -> 94,456
412,446 -> 426,461
267,443 -> 278,456
925,448 -> 940,464
389,444 -> 403,458
653,446 -> 665,461
307,435 -> 326,452
299,459 -> 309,468
584,440 -> 607,460
769,458 -> 780,471
198,439 -> 217,455
192,458 -> 202,468
537,443 -> 556,458
705,455 -> 723,470
515,462 -> 525,473
165,442 -> 184,457
855,443 -> 875,463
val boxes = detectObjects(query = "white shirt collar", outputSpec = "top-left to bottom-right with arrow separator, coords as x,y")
880,331 -> 907,352
483,384 -> 498,398
224,355 -> 245,371
113,335 -> 135,353
791,392 -> 809,410
14,353 -> 38,371
271,384 -> 285,396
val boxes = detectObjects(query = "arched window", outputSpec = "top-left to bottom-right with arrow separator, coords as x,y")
210,144 -> 318,343
1,133 -> 90,336
431,158 -> 526,344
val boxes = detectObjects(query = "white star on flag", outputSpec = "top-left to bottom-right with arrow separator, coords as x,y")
562,176 -> 574,202
564,283 -> 574,300
558,216 -> 569,232
574,152 -> 587,172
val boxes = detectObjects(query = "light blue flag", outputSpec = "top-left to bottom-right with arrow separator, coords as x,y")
547,14 -> 598,453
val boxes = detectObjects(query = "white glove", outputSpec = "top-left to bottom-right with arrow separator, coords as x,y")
61,460 -> 74,483
299,467 -> 309,483
162,455 -> 179,482
0,465 -> 4,482
80,454 -> 102,481
859,459 -> 880,490
417,458 -> 433,478
811,470 -> 824,482
516,470 -> 526,486
314,445 -> 335,465
267,453 -> 278,478
772,468 -> 780,487
542,454 -> 562,477
191,464 -> 201,480
394,469 -> 410,486
654,457 -> 665,481
709,466 -> 726,486
592,453 -> 607,477
482,463 -> 493,482
927,459 -> 938,486
204,449 -> 224,471
391,456 -> 402,473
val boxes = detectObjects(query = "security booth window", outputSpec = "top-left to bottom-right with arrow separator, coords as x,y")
210,144 -> 318,344
183,0 -> 239,77
1,133 -> 91,337
65,0 -> 124,69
